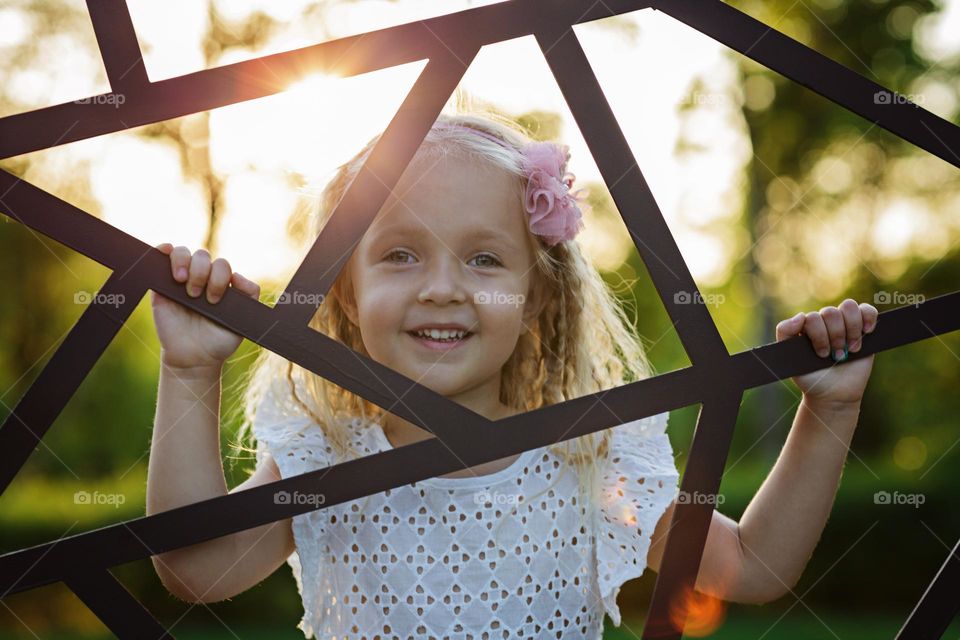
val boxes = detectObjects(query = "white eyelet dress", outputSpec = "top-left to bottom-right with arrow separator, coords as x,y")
252,379 -> 680,639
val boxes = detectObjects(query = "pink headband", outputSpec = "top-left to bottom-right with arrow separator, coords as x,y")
431,122 -> 587,247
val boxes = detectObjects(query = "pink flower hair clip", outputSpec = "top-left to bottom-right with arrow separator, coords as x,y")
433,122 -> 588,247
519,142 -> 588,246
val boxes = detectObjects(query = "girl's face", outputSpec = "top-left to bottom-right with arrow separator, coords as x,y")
341,154 -> 544,406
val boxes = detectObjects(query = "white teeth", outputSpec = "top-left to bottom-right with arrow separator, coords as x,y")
415,328 -> 467,340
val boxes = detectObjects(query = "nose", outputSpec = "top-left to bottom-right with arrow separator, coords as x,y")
417,255 -> 467,305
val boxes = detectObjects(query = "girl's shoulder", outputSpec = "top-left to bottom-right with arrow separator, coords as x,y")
251,376 -> 377,474
604,410 -> 677,475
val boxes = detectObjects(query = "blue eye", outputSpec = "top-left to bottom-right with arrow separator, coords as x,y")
471,253 -> 503,268
384,249 -> 414,264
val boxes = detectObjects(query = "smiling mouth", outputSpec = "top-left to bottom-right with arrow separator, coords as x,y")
406,331 -> 475,349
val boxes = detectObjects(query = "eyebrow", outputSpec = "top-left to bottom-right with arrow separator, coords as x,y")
371,224 -> 518,249
464,227 -> 518,248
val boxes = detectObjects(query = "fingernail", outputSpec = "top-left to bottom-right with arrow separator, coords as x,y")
187,285 -> 200,297
818,348 -> 830,358
177,268 -> 187,280
850,338 -> 862,352
832,344 -> 849,362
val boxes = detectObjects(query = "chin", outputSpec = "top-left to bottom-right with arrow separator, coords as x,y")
405,371 -> 473,398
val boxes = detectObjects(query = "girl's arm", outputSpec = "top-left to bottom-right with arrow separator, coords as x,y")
646,299 -> 878,604
732,396 -> 861,601
146,243 -> 294,603
146,363 -> 295,603
647,398 -> 860,604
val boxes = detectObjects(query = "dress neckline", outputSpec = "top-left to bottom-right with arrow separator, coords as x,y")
363,418 -> 540,489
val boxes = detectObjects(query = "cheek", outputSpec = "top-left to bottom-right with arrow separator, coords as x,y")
478,299 -> 527,339
352,286 -> 405,362
353,281 -> 406,332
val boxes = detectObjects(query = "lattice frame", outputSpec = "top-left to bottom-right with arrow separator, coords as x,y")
1,0 -> 958,638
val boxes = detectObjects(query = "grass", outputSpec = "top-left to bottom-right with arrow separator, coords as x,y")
610,611 -> 960,639
12,614 -> 960,639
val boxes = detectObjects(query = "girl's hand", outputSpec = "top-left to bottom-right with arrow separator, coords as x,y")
775,299 -> 878,406
150,243 -> 261,372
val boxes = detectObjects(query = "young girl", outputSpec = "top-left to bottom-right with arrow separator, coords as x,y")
147,111 -> 879,639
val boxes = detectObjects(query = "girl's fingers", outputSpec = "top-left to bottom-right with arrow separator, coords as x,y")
818,305 -> 846,358
230,272 -> 261,299
158,244 -> 258,304
206,258 -> 232,304
170,245 -> 192,282
804,311 -> 830,358
861,302 -> 879,334
782,300 -> 877,358
775,312 -> 805,342
839,298 -> 863,353
186,249 -> 212,298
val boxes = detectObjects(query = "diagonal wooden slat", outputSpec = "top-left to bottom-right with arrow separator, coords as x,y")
85,0 -> 149,92
0,273 -> 144,495
64,569 -> 174,639
275,49 -> 479,326
0,171 -> 481,445
652,0 -> 960,169
896,536 -> 960,640
0,0 -> 649,160
642,391 -> 744,639
533,18 -> 729,369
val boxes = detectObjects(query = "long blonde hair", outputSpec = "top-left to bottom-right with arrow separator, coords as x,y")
236,108 -> 656,533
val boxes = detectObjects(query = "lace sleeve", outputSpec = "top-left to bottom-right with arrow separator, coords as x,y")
250,376 -> 332,639
251,377 -> 333,473
595,410 -> 680,627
